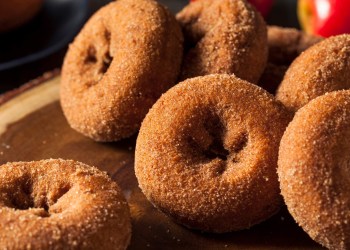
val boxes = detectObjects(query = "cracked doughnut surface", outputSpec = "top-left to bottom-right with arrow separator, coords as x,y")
135,74 -> 291,232
278,91 -> 350,250
61,0 -> 183,141
276,34 -> 350,112
176,0 -> 267,83
0,159 -> 131,250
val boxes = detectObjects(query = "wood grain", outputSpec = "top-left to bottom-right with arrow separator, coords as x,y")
0,76 -> 323,249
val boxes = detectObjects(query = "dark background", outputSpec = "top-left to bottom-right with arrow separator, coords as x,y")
0,0 -> 299,94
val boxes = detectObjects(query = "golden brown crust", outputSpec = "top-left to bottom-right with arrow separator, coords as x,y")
276,34 -> 350,112
60,0 -> 183,142
176,0 -> 267,83
258,26 -> 322,94
0,159 -> 131,250
135,74 -> 292,233
0,0 -> 43,33
278,91 -> 350,250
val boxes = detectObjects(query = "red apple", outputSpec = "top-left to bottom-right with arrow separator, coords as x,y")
298,0 -> 350,37
189,0 -> 274,18
248,0 -> 274,18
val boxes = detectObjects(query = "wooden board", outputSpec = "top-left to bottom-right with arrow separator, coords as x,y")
0,76 -> 323,249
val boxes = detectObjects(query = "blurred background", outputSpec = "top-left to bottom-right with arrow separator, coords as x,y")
0,0 -> 299,94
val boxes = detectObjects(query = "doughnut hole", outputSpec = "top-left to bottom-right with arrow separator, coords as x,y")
180,107 -> 257,182
99,30 -> 112,74
9,177 -> 35,211
84,45 -> 97,64
186,111 -> 249,176
0,173 -> 72,217
82,28 -> 113,88
187,113 -> 228,161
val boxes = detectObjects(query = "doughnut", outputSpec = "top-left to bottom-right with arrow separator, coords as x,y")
0,0 -> 43,33
61,0 -> 183,142
267,26 -> 323,66
276,34 -> 350,112
135,74 -> 292,232
176,0 -> 267,83
258,26 -> 322,94
0,159 -> 131,249
278,90 -> 350,250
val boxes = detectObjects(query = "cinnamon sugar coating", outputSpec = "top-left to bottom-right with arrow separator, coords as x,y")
135,74 -> 292,232
176,0 -> 267,83
61,0 -> 183,141
0,159 -> 131,250
276,34 -> 350,112
278,91 -> 350,250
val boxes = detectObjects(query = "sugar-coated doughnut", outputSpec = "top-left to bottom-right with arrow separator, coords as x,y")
135,74 -> 291,232
61,0 -> 183,141
276,34 -> 350,112
267,26 -> 323,66
0,159 -> 131,250
176,0 -> 267,83
259,26 -> 322,94
278,90 -> 350,250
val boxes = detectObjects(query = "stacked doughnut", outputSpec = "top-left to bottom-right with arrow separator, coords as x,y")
278,91 -> 350,250
9,0 -> 347,248
276,34 -> 350,112
59,0 -> 294,238
60,0 -> 269,142
176,0 -> 267,83
134,2 -> 350,249
3,0 -> 276,248
250,21 -> 350,250
62,0 -> 289,234
259,26 -> 322,94
273,33 -> 350,249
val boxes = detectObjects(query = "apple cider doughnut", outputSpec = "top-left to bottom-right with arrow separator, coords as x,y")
0,159 -> 131,250
276,34 -> 350,112
61,0 -> 183,141
135,74 -> 291,233
267,25 -> 323,66
176,0 -> 267,83
278,90 -> 350,250
259,26 -> 322,94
